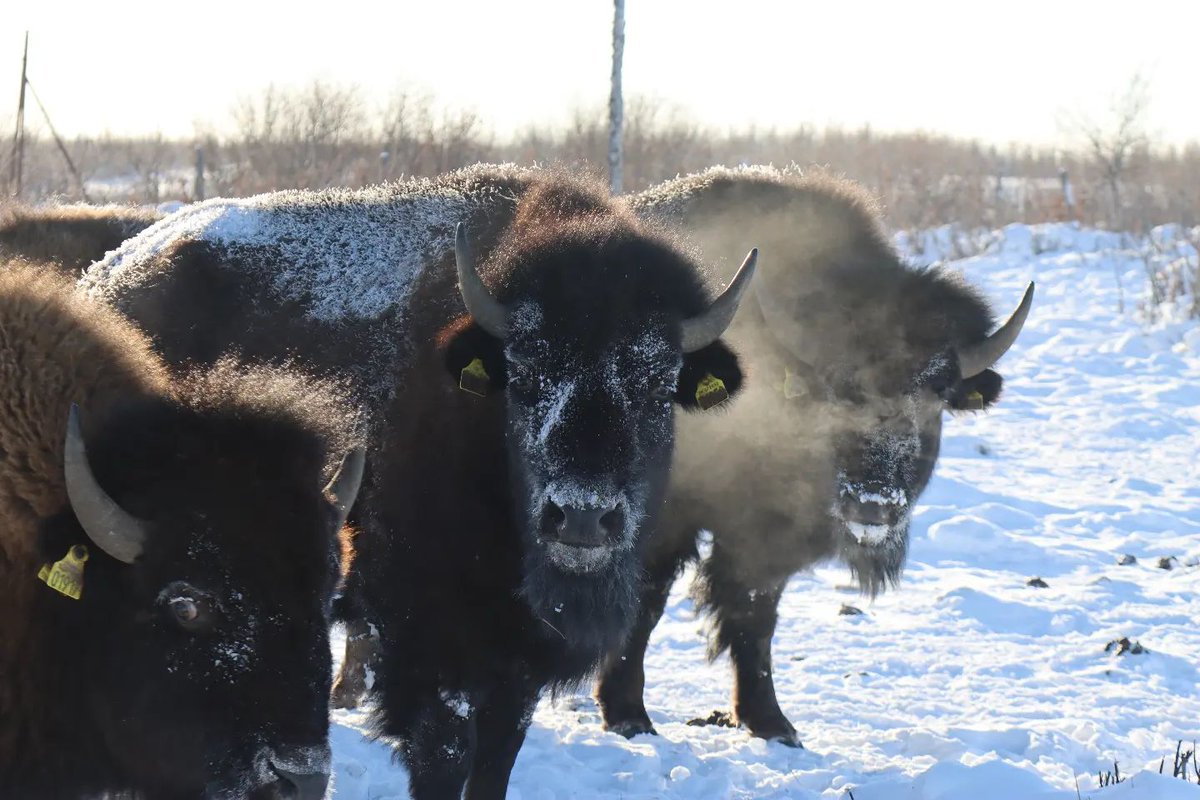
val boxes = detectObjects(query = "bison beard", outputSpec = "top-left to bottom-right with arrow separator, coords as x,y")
519,535 -> 641,655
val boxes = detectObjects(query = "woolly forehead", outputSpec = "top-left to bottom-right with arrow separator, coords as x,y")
156,524 -> 339,588
505,303 -> 682,377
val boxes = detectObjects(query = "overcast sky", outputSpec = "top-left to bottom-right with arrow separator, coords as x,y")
3,0 -> 1197,147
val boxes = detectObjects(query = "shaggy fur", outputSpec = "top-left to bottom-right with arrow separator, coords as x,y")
79,166 -> 752,800
0,203 -> 162,273
346,173 -> 748,800
595,166 -> 1022,746
0,263 -> 361,799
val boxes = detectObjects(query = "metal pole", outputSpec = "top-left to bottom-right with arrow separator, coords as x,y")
194,146 -> 205,201
608,0 -> 625,194
25,79 -> 90,202
9,32 -> 29,197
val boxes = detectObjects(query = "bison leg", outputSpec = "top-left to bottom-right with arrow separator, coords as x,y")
331,619 -> 381,709
698,551 -> 800,747
595,557 -> 680,737
464,680 -> 540,800
400,690 -> 477,800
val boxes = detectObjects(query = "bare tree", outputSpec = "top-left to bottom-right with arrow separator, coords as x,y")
1068,74 -> 1152,229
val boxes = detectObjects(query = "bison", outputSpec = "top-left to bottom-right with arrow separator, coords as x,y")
79,165 -> 758,799
590,166 -> 1034,746
0,202 -> 162,274
0,261 -> 365,799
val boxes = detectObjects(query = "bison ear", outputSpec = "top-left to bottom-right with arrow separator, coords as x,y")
948,368 -> 1003,412
439,315 -> 506,397
677,341 -> 745,412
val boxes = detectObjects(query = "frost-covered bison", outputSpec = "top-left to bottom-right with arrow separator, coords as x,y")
80,165 -> 758,799
0,203 -> 162,273
590,167 -> 1034,746
0,262 -> 364,799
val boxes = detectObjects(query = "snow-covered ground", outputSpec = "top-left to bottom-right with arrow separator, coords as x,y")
326,223 -> 1200,799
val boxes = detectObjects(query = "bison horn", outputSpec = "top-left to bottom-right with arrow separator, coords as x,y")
681,248 -> 758,353
455,223 -> 509,338
324,448 -> 365,530
956,282 -> 1035,379
63,405 -> 147,565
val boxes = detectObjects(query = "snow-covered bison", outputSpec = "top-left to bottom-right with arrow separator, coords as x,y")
0,261 -> 365,799
79,165 -> 758,799
0,203 -> 162,273
591,167 -> 1034,746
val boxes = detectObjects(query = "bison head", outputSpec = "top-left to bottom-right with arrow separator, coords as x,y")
765,281 -> 1033,595
443,222 -> 754,651
39,401 -> 364,800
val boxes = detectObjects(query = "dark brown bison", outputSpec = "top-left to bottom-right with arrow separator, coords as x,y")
79,165 -> 758,799
0,261 -> 364,799
592,167 -> 1033,746
0,203 -> 162,273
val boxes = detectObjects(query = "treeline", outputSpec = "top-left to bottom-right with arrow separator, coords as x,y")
5,82 -> 1199,232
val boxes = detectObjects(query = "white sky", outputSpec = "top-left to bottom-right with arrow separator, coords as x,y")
3,0 -> 1198,147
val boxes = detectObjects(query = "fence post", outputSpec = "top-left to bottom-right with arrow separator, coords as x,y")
9,32 -> 29,198
1059,168 -> 1076,220
608,0 -> 625,194
193,147 -> 205,201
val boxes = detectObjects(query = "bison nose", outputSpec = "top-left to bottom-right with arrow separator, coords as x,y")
267,764 -> 330,800
541,501 -> 623,547
839,494 -> 905,527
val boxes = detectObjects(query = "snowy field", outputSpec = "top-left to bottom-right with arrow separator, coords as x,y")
326,223 -> 1200,799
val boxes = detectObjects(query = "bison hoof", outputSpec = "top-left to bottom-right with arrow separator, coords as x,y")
742,714 -> 803,748
605,717 -> 658,738
755,725 -> 803,748
689,709 -> 804,748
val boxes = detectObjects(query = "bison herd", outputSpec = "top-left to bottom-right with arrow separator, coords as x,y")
0,164 -> 1032,799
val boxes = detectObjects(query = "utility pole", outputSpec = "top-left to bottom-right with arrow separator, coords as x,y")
608,0 -> 625,194
9,32 -> 28,198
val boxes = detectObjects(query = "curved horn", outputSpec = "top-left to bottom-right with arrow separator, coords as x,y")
956,281 -> 1035,379
681,248 -> 758,353
455,223 -> 509,338
63,405 -> 147,564
324,448 -> 366,530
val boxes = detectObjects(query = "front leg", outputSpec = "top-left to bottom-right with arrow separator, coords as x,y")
594,557 -> 680,737
331,618 -> 381,709
400,689 -> 477,800
696,549 -> 800,746
464,678 -> 541,800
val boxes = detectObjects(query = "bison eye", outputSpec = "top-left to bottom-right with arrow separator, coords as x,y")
160,582 -> 213,633
649,384 -> 673,402
171,597 -> 198,622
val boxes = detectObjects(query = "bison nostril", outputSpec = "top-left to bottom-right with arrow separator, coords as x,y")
541,502 -> 567,540
599,507 -> 623,539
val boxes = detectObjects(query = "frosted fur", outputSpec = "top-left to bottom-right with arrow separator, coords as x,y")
83,164 -> 532,323
630,164 -> 807,223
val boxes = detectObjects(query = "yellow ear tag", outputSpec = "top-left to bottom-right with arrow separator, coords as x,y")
695,373 -> 730,410
963,390 -> 985,411
782,368 -> 806,400
459,358 -> 490,397
37,544 -> 89,600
